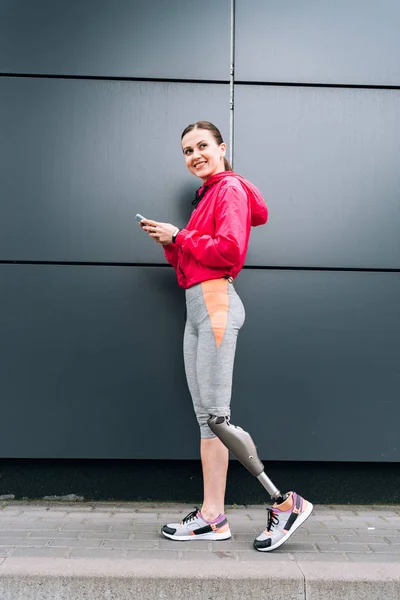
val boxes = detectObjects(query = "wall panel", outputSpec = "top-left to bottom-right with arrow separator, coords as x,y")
0,0 -> 230,80
0,266 -> 398,461
235,85 -> 400,269
0,77 -> 229,262
235,0 -> 400,85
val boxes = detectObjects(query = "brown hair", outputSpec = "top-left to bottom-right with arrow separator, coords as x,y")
181,121 -> 233,172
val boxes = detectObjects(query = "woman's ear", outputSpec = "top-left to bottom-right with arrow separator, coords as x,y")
220,142 -> 227,157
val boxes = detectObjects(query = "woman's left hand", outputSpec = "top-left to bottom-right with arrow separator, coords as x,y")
142,220 -> 178,246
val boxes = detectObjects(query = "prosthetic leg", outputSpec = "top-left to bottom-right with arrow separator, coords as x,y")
207,416 -> 287,503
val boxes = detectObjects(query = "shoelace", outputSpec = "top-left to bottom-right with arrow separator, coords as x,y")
265,508 -> 280,532
181,507 -> 200,525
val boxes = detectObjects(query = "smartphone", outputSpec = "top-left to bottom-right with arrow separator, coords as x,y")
136,213 -> 150,229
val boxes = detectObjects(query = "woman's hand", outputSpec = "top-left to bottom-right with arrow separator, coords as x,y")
142,220 -> 178,246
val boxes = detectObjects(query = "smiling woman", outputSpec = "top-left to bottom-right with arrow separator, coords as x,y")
139,120 -> 313,552
181,120 -> 233,180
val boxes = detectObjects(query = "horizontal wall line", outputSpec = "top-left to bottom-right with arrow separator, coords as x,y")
0,73 -> 229,85
0,260 -> 398,273
235,80 -> 400,91
1,73 -> 399,90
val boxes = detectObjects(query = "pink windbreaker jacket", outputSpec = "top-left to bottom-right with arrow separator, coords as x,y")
163,171 -> 268,289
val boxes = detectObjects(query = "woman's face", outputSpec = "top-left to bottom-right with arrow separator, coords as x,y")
181,129 -> 226,182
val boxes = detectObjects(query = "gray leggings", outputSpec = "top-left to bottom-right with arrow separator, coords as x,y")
184,279 -> 246,439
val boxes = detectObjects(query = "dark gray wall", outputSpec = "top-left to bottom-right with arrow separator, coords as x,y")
0,0 -> 230,80
0,77 -> 228,262
0,0 -> 399,461
235,0 -> 400,85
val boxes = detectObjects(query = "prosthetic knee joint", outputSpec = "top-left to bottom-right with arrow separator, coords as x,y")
208,415 -> 285,502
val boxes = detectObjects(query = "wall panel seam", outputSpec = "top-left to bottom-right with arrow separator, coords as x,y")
0,73 -> 230,85
0,261 -> 399,273
235,80 -> 400,91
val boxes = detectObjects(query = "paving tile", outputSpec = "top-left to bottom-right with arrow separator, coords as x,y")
113,523 -> 146,532
158,539 -> 210,551
384,536 -> 400,544
237,551 -> 294,562
309,529 -> 357,536
339,514 -> 375,521
315,520 -> 371,529
279,542 -> 318,553
295,552 -> 349,562
8,522 -> 61,530
18,506 -> 70,513
211,541 -> 253,552
0,538 -> 48,547
9,511 -> 68,519
316,542 -> 370,553
131,532 -> 160,541
69,548 -> 127,559
31,530 -> 80,539
346,552 -> 400,562
61,523 -> 109,531
334,534 -> 390,544
311,514 -> 341,521
0,531 -> 29,538
367,545 -> 400,554
49,539 -> 102,548
0,522 -> 18,530
9,547 -> 68,558
231,533 -> 258,542
291,535 -> 336,544
74,512 -> 112,519
79,531 -> 131,540
102,540 -> 156,550
303,521 -> 335,531
64,509 -> 96,515
361,519 -> 398,529
180,550 -> 237,561
354,510 -> 398,518
0,510 -> 23,517
83,520 -> 121,527
125,550 -> 179,560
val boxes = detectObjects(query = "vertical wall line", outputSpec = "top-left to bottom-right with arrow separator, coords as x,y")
229,0 -> 236,167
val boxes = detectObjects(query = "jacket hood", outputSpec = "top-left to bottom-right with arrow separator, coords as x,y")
200,171 -> 268,227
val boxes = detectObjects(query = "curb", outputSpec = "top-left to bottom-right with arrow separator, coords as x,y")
0,558 -> 399,600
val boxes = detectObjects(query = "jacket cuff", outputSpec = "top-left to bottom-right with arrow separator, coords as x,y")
174,229 -> 188,246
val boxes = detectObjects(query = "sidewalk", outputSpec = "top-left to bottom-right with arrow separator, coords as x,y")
0,501 -> 399,599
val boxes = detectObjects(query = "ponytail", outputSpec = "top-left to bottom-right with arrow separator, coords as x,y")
224,157 -> 233,171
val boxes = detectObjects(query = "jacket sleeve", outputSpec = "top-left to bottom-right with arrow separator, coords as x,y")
175,185 -> 249,268
163,243 -> 179,268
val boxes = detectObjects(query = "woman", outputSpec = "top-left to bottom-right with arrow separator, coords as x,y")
141,121 -> 312,552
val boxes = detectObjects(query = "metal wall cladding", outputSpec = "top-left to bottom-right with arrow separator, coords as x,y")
235,85 -> 400,269
0,0 -> 231,80
0,77 -> 229,262
235,0 -> 400,85
233,270 -> 400,462
0,265 -> 399,461
0,265 -> 192,459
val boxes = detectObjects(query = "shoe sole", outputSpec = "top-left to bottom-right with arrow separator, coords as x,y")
161,529 -> 232,541
254,502 -> 314,552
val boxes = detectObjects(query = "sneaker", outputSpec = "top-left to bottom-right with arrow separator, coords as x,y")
161,507 -> 231,541
254,491 -> 313,552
